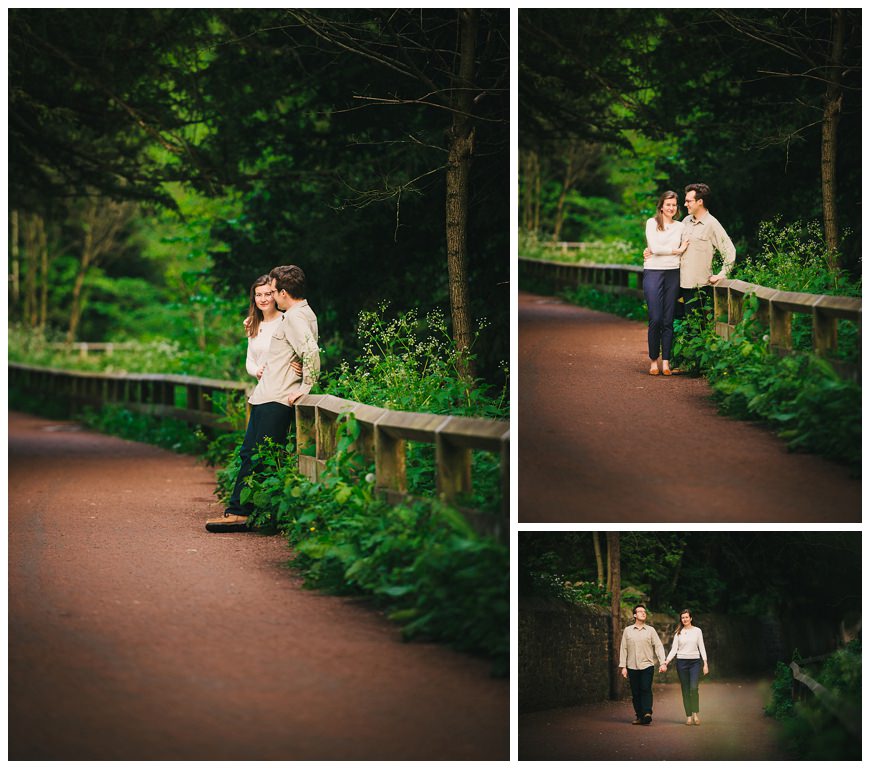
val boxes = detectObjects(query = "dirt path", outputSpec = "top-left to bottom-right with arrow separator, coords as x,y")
8,411 -> 507,761
518,292 -> 861,523
520,680 -> 791,761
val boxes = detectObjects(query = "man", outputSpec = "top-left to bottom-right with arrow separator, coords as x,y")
678,182 -> 736,315
206,264 -> 320,533
618,604 -> 666,725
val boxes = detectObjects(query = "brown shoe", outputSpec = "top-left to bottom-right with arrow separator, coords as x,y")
631,717 -> 643,725
692,714 -> 700,725
205,513 -> 250,533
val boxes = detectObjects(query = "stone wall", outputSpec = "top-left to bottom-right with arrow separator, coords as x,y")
520,598 -> 846,713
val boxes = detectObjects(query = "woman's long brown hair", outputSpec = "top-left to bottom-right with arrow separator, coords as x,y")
245,274 -> 273,339
654,190 -> 679,232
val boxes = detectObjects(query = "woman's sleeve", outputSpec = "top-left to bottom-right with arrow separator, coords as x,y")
698,629 -> 708,662
245,336 -> 259,378
665,633 -> 678,663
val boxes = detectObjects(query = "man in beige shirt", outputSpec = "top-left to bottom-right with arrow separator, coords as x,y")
678,182 -> 736,313
206,264 -> 320,533
618,605 -> 666,725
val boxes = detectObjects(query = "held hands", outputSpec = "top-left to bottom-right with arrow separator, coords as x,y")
659,663 -> 668,673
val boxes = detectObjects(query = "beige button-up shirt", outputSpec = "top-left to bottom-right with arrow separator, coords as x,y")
249,299 -> 320,406
680,212 -> 736,288
619,623 -> 666,670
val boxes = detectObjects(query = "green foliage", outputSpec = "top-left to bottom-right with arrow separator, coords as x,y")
519,231 -> 641,266
734,219 -> 859,296
77,405 -> 211,455
673,295 -> 860,472
326,304 -> 507,420
227,414 -> 508,674
766,640 -> 861,761
559,285 -> 647,321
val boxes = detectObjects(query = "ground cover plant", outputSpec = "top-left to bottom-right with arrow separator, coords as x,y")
765,640 -> 861,761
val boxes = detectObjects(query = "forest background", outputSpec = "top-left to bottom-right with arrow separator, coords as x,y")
8,9 -> 509,391
519,9 -> 861,282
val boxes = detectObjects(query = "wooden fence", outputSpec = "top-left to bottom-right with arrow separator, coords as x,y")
47,342 -> 139,358
9,362 -> 509,539
790,659 -> 859,737
519,256 -> 861,377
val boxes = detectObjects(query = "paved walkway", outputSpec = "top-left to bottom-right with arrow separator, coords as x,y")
8,411 -> 508,761
518,292 -> 861,523
520,680 -> 792,761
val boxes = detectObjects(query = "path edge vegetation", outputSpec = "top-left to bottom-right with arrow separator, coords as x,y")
519,219 -> 861,476
8,307 -> 509,676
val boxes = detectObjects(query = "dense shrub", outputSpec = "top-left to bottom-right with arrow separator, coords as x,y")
765,640 -> 861,761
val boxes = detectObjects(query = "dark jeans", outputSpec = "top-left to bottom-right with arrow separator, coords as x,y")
643,269 -> 680,360
676,658 -> 703,716
627,665 -> 655,719
225,401 -> 294,517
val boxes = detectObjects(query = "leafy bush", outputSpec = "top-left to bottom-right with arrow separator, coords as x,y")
519,229 -> 641,266
734,218 -> 859,297
673,296 -> 860,472
325,304 -> 507,420
232,415 -> 508,674
765,641 -> 861,761
77,404 -> 211,455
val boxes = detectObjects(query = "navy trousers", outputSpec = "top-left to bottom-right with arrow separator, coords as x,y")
627,665 -> 655,719
643,268 -> 680,360
676,658 -> 703,715
225,401 -> 294,517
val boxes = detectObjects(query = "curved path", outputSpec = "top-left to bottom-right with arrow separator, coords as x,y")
8,411 -> 508,761
520,680 -> 791,761
518,292 -> 861,523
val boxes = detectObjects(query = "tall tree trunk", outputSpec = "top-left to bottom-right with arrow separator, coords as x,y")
10,209 -> 20,308
820,8 -> 845,270
445,9 -> 479,378
593,532 -> 605,586
67,207 -> 95,343
23,214 -> 39,327
607,532 -> 621,700
37,216 -> 49,330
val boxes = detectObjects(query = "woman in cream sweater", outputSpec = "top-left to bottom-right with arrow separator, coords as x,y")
660,608 -> 709,725
643,191 -> 688,376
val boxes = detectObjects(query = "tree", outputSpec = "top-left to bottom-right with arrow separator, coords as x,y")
283,9 -> 508,375
711,9 -> 858,267
607,532 -> 621,701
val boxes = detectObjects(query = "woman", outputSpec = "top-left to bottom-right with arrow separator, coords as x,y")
661,609 -> 708,725
643,191 -> 688,376
244,275 -> 283,380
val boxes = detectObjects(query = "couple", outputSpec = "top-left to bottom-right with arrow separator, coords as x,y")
618,605 -> 709,727
205,264 -> 320,533
642,182 -> 736,376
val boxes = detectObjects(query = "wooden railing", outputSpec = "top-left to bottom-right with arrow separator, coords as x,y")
712,278 -> 860,370
47,342 -> 139,358
519,256 -> 643,298
790,658 -> 859,737
9,362 -> 249,432
9,362 -> 509,539
519,256 -> 861,376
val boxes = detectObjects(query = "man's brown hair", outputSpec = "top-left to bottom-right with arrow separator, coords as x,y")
269,264 -> 307,298
685,183 -> 711,209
